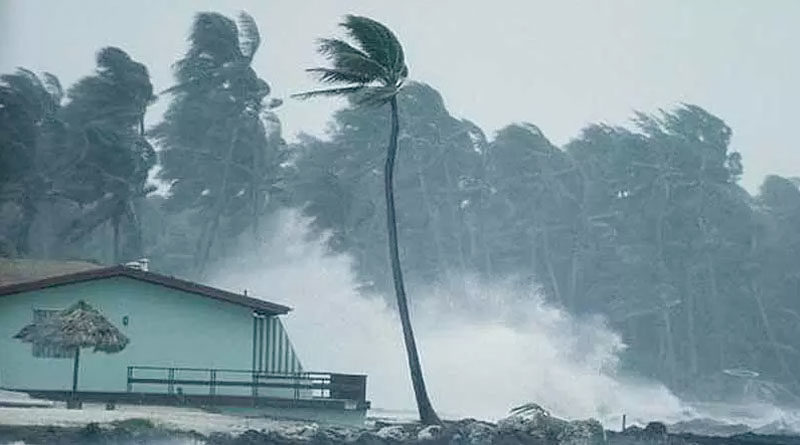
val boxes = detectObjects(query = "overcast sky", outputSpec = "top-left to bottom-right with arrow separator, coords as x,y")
2,0 -> 799,192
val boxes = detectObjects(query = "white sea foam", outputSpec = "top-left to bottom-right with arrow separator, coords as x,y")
209,209 -> 800,431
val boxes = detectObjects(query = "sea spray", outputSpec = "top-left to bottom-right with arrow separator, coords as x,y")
208,209 -> 695,427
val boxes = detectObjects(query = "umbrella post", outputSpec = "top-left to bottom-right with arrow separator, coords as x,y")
68,347 -> 82,409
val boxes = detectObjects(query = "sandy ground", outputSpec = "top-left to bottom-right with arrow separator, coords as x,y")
0,391 -> 52,408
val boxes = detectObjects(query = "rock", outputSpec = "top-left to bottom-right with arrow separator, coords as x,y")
416,424 -> 443,442
353,430 -> 388,445
282,423 -> 320,440
497,403 -> 567,441
375,424 -> 408,442
557,419 -> 605,445
461,420 -> 498,444
621,425 -> 642,436
644,421 -> 668,439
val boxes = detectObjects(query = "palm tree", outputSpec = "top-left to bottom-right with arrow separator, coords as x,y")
292,15 -> 440,425
154,12 -> 281,275
58,47 -> 156,263
0,68 -> 63,255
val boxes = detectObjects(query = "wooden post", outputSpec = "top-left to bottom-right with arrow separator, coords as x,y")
67,347 -> 82,409
72,347 -> 80,393
622,414 -> 626,432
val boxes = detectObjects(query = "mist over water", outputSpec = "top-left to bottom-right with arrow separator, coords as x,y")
208,209 -> 800,433
209,209 -> 698,426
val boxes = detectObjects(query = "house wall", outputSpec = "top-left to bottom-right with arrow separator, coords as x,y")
0,276 -> 299,397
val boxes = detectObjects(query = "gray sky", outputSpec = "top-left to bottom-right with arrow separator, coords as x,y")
2,0 -> 798,192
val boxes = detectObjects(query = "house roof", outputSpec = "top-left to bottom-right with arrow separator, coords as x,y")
0,264 -> 291,315
0,259 -> 103,285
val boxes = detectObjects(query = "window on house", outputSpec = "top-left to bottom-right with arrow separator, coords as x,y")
31,309 -> 75,359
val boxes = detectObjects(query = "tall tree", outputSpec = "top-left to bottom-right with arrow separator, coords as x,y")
57,47 -> 156,263
152,11 -> 286,275
0,69 -> 64,255
293,15 -> 441,425
290,82 -> 487,292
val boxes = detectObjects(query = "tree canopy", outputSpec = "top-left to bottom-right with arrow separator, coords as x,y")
2,10 -> 800,404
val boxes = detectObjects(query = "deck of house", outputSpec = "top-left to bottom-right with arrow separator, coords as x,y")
18,366 -> 370,424
0,260 -> 370,425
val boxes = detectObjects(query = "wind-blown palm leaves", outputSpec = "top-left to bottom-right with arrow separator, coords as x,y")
290,83 -> 489,291
153,11 -> 287,275
0,69 -> 65,255
293,15 -> 440,425
292,16 -> 408,106
14,300 -> 129,401
57,47 -> 156,263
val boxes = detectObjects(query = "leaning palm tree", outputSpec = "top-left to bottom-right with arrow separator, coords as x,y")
155,11 -> 279,275
14,300 -> 129,407
292,15 -> 440,425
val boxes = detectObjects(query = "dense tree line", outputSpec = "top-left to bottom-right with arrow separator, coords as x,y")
2,11 -> 799,405
290,85 -> 800,401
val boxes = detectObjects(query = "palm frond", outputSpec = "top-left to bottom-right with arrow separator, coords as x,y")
42,72 -> 64,104
237,11 -> 261,61
291,85 -> 365,101
160,72 -> 223,95
341,15 -> 406,77
160,82 -> 189,96
294,15 -> 407,104
317,38 -> 387,81
306,67 -> 373,85
96,47 -> 133,73
352,85 -> 399,106
188,12 -> 240,62
8,68 -> 46,98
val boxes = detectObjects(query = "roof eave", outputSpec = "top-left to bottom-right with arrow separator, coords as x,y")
0,265 -> 292,315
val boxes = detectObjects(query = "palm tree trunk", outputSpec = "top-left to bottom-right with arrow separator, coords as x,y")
568,242 -> 580,312
251,134 -> 265,241
661,307 -> 678,389
751,281 -> 797,386
416,164 -> 446,280
655,183 -> 678,387
112,212 -> 121,264
384,96 -> 440,425
706,253 -> 724,368
197,124 -> 240,275
125,201 -> 142,259
541,223 -> 563,305
441,157 -> 469,283
684,266 -> 699,377
16,196 -> 37,255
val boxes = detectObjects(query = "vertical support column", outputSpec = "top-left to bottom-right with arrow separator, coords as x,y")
271,318 -> 278,373
258,316 -> 265,372
252,372 -> 259,399
167,368 -> 175,395
209,369 -> 217,397
251,312 -> 258,374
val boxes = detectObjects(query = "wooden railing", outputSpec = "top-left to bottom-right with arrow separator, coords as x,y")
126,366 -> 367,403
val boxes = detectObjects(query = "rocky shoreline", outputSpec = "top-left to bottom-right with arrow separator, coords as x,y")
3,408 -> 800,445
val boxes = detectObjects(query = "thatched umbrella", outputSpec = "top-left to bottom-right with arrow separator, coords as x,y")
14,300 -> 129,402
